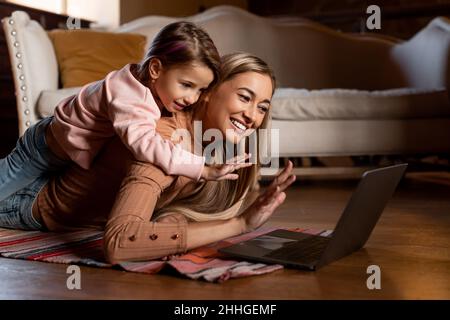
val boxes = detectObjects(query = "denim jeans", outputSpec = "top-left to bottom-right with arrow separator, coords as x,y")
0,175 -> 48,230
0,116 -> 69,203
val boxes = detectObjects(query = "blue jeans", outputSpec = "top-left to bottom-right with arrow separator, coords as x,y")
0,116 -> 69,203
0,175 -> 49,231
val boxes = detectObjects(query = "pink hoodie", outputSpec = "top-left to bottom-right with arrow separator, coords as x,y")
50,64 -> 205,180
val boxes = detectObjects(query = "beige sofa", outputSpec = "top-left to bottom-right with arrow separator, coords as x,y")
2,6 -> 450,175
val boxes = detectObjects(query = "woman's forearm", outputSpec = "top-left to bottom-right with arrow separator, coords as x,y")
185,217 -> 246,250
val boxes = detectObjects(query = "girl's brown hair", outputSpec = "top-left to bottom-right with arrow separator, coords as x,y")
136,21 -> 221,88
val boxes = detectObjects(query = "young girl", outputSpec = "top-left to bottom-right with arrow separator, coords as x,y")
0,21 -> 248,202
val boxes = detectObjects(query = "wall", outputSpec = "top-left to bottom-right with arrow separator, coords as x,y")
119,0 -> 247,24
5,0 -> 121,28
67,0 -> 120,28
247,0 -> 450,39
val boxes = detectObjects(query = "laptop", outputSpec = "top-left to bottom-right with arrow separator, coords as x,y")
219,163 -> 408,270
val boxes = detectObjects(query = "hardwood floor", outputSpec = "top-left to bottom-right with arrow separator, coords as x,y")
0,172 -> 449,299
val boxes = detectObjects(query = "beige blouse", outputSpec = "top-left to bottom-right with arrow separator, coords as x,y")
33,112 -> 244,264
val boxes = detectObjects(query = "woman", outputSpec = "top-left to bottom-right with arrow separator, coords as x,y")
0,53 -> 296,264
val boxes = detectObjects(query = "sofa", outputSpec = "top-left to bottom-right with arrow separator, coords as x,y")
2,6 -> 450,176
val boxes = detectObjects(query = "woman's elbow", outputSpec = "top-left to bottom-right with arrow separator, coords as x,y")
103,222 -> 127,264
103,232 -> 121,264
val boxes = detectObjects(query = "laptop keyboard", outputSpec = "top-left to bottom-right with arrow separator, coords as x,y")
263,235 -> 330,265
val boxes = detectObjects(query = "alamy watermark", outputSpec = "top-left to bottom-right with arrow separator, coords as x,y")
366,5 -> 381,30
66,265 -> 81,290
66,17 -> 81,30
171,121 -> 280,172
366,264 -> 381,290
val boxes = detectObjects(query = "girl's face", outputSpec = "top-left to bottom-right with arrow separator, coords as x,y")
149,60 -> 214,113
203,71 -> 273,144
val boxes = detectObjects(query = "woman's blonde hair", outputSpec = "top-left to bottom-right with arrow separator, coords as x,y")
156,52 -> 276,221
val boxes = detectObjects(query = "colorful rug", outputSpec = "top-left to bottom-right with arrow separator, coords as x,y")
0,226 -> 330,282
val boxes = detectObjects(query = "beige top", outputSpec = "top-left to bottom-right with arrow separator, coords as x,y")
34,112 -> 243,264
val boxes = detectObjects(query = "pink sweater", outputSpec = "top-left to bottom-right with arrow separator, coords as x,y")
50,64 -> 205,180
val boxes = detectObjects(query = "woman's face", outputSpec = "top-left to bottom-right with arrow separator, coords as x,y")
203,71 -> 273,144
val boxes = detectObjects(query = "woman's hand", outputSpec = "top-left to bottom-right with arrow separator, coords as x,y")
200,153 -> 253,181
239,161 -> 296,232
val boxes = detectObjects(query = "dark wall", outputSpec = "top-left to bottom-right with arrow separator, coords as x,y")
248,0 -> 450,39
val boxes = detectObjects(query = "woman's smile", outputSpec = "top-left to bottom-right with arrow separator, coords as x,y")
229,117 -> 248,134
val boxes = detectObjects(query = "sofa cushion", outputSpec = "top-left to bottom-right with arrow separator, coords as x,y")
37,87 -> 82,118
271,87 -> 450,120
39,86 -> 450,120
47,29 -> 147,88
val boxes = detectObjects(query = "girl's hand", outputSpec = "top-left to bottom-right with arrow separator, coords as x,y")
200,153 -> 253,181
239,161 -> 296,232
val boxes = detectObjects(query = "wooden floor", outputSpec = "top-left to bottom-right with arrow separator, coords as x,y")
0,172 -> 449,299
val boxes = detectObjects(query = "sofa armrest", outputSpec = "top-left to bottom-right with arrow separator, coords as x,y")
2,11 -> 59,136
392,17 -> 450,90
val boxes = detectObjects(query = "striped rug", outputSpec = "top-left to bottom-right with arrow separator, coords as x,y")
0,227 -> 329,282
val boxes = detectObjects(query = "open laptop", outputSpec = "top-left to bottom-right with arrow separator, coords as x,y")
219,163 -> 408,270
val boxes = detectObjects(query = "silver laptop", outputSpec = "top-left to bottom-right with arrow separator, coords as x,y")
219,163 -> 408,270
